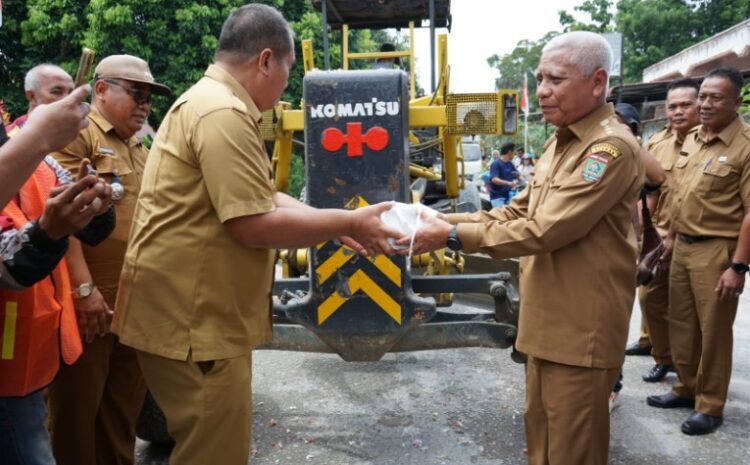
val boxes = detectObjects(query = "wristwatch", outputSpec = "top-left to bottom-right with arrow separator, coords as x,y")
446,225 -> 463,252
72,282 -> 95,299
730,262 -> 749,275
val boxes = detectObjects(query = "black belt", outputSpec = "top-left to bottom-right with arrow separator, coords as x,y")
677,234 -> 723,244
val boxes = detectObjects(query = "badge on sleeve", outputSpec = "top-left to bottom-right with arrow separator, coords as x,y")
582,154 -> 610,183
581,143 -> 620,184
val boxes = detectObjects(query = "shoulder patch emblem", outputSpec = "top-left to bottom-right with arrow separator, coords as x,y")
590,142 -> 620,159
582,153 -> 610,183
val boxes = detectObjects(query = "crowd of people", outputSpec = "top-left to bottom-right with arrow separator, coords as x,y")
0,3 -> 747,465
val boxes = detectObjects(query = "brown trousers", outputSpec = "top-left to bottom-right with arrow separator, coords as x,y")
48,334 -> 146,465
525,356 -> 620,465
638,317 -> 651,347
136,351 -> 253,465
639,266 -> 672,365
669,237 -> 738,416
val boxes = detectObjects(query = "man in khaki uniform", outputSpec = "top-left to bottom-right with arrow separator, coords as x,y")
402,31 -> 644,465
638,78 -> 701,383
48,55 -> 171,465
111,5 -> 400,465
647,67 -> 750,435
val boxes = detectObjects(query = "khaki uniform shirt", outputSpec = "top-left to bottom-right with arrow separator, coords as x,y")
112,65 -> 276,362
52,109 -> 147,307
671,117 -> 750,238
647,127 -> 682,238
448,104 -> 644,369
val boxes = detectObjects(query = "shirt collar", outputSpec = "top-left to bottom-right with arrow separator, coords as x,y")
697,115 -> 742,146
204,64 -> 263,123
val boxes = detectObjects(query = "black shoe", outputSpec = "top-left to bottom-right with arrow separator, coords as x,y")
681,411 -> 722,435
625,341 -> 652,356
642,364 -> 674,382
646,392 -> 695,409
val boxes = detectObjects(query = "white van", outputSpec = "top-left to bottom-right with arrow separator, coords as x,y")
461,142 -> 484,186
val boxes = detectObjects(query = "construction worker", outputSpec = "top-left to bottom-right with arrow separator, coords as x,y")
1,129 -> 113,465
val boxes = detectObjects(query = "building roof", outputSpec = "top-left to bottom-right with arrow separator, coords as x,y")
643,19 -> 750,82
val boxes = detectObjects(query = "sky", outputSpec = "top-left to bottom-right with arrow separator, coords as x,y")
411,0 -> 585,93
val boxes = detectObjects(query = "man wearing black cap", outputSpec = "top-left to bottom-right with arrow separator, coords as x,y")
48,54 -> 171,465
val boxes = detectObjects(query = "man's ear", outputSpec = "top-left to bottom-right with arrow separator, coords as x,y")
25,90 -> 35,104
258,48 -> 273,75
93,79 -> 108,98
591,68 -> 609,99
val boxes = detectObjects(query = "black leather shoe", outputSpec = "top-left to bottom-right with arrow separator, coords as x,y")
625,341 -> 652,356
681,411 -> 722,435
642,364 -> 674,382
646,392 -> 695,409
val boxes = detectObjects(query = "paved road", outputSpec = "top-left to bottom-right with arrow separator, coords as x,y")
136,295 -> 750,465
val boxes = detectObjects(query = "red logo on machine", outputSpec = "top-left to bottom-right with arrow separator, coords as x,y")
321,122 -> 389,157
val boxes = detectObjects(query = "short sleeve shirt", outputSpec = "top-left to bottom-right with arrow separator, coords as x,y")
489,159 -> 517,197
112,65 -> 277,361
671,117 -> 750,238
52,109 -> 148,307
646,127 -> 682,238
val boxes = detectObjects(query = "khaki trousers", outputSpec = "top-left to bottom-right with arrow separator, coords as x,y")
48,334 -> 146,465
525,356 -> 619,465
136,350 -> 253,465
639,267 -> 672,365
669,237 -> 738,416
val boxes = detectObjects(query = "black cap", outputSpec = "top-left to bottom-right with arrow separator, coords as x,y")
614,103 -> 641,135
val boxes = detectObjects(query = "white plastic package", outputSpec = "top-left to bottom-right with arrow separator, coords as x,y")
380,202 -> 438,253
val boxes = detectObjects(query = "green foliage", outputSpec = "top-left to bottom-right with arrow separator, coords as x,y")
0,0 -> 32,116
488,0 -> 750,93
81,0 -> 244,124
556,0 -> 750,83
287,152 -> 305,199
559,0 -> 615,32
486,31 -> 559,112
742,82 -> 750,123
1,0 -> 404,125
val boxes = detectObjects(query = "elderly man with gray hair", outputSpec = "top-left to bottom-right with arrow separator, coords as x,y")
5,64 -> 75,137
400,31 -> 644,464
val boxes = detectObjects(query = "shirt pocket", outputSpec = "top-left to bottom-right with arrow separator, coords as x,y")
674,155 -> 690,170
698,162 -> 738,194
527,177 -> 545,216
92,152 -> 133,178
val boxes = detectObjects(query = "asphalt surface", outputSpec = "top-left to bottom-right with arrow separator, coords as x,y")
135,294 -> 750,465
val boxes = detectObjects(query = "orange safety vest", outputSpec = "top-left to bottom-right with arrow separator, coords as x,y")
0,161 -> 82,397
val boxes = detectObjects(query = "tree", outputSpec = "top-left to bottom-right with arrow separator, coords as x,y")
557,0 -> 750,83
0,0 -> 33,117
558,0 -> 615,32
487,31 -> 559,112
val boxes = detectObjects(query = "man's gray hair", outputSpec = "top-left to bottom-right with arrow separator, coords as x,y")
216,3 -> 295,63
542,31 -> 613,79
24,64 -> 66,92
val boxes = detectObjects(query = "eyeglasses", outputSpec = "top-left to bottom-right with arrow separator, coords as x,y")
102,79 -> 152,105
